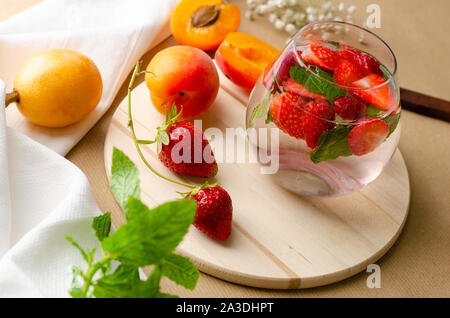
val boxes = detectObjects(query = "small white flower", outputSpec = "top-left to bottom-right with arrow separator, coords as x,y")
274,19 -> 286,29
338,3 -> 346,12
318,14 -> 325,21
288,0 -> 298,6
246,0 -> 258,10
285,23 -> 297,35
245,10 -> 254,20
306,6 -> 318,15
307,14 -> 317,22
347,5 -> 357,14
268,13 -> 278,23
255,4 -> 267,15
322,1 -> 332,11
284,8 -> 294,18
326,12 -> 334,20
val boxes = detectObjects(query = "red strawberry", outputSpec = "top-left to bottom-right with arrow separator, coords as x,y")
302,101 -> 335,149
188,185 -> 232,241
349,74 -> 395,111
348,117 -> 389,156
156,108 -> 218,177
301,44 -> 340,71
263,50 -> 301,89
338,49 -> 382,76
284,78 -> 328,100
333,59 -> 363,86
270,92 -> 307,139
333,96 -> 366,120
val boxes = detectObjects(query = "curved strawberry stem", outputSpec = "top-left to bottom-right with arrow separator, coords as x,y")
127,62 -> 196,189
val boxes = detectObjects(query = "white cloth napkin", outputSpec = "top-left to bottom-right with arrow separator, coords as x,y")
0,0 -> 179,297
0,0 -> 179,155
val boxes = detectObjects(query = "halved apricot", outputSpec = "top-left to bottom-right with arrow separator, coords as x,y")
171,0 -> 241,51
215,32 -> 280,90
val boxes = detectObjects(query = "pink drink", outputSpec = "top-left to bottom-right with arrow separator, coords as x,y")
246,22 -> 400,196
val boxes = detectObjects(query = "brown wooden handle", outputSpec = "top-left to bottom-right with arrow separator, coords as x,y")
400,88 -> 450,122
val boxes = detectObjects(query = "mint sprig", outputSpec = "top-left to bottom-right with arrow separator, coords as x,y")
289,65 -> 347,102
67,148 -> 199,298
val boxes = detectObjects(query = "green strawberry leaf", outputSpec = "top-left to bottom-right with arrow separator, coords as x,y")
92,212 -> 111,241
383,113 -> 401,138
159,130 -> 170,146
160,253 -> 199,291
101,198 -> 196,267
309,125 -> 353,164
110,148 -> 140,210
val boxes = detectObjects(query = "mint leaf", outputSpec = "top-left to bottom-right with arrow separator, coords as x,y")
101,198 -> 196,267
160,253 -> 199,291
249,87 -> 273,128
124,196 -> 151,223
92,212 -> 111,241
289,66 -> 347,102
310,125 -> 353,164
93,265 -> 159,298
383,113 -> 401,138
69,266 -> 84,298
110,148 -> 140,210
66,236 -> 89,262
366,105 -> 382,117
157,292 -> 179,298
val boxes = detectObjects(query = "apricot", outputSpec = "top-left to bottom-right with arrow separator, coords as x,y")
145,46 -> 219,119
7,49 -> 102,128
215,32 -> 280,90
171,0 -> 241,51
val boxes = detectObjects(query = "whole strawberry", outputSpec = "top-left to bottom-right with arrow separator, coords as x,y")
333,96 -> 367,121
187,184 -> 233,241
302,101 -> 335,149
270,92 -> 307,139
155,106 -> 218,178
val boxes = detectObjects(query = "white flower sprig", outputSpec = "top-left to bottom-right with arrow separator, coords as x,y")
244,0 -> 358,38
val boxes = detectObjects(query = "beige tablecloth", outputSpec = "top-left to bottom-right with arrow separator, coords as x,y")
1,0 -> 449,297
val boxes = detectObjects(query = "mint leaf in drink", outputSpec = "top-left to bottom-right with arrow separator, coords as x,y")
110,147 -> 140,210
289,66 -> 347,102
366,105 -> 383,117
383,113 -> 401,138
92,212 -> 111,241
249,86 -> 274,128
310,125 -> 353,164
160,253 -> 199,291
101,198 -> 196,267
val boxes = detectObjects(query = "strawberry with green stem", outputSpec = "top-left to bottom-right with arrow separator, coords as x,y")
128,62 -> 232,241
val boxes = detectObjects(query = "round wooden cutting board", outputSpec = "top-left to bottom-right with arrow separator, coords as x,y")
104,78 -> 410,289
